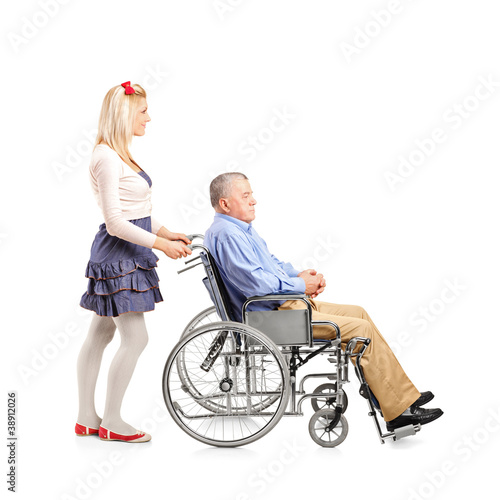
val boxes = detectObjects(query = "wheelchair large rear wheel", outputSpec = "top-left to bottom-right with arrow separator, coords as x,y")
163,321 -> 290,447
181,306 -> 219,339
178,308 -> 282,413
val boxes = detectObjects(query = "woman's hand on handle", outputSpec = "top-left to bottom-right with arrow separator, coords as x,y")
153,236 -> 192,259
157,227 -> 192,245
168,232 -> 191,245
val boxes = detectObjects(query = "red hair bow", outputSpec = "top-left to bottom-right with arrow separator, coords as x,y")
121,81 -> 136,95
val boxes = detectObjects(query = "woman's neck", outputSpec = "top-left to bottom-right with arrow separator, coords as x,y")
98,142 -> 142,172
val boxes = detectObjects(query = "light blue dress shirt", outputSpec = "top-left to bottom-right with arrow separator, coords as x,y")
204,213 -> 305,321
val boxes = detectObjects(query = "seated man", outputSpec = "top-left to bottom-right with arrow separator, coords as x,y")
204,172 -> 443,431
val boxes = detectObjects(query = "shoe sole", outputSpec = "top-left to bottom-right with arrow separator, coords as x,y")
99,437 -> 151,443
387,409 -> 443,432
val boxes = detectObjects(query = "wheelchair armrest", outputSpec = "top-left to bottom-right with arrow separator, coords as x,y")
242,294 -> 313,347
242,294 -> 310,317
311,319 -> 341,342
245,293 -> 308,301
242,295 -> 341,343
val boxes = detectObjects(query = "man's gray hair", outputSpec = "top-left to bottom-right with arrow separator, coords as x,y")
210,172 -> 248,209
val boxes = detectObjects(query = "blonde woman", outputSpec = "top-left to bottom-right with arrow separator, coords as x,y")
76,81 -> 191,443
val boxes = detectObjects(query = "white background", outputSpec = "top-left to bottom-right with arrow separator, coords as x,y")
2,1 -> 499,499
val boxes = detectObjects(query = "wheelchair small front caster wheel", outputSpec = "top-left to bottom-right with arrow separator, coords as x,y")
311,383 -> 348,413
308,410 -> 348,448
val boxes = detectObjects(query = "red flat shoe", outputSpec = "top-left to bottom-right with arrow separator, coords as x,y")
98,426 -> 151,443
75,423 -> 99,436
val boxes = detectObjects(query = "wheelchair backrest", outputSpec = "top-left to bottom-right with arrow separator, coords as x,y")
199,251 -> 237,322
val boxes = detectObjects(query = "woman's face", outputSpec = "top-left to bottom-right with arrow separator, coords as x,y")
133,98 -> 151,136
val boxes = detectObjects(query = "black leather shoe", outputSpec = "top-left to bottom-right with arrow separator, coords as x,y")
411,391 -> 435,411
386,406 -> 443,432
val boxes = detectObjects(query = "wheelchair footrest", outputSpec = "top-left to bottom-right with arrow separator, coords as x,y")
392,423 -> 421,441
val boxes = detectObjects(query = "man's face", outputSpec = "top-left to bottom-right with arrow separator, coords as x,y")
223,179 -> 257,223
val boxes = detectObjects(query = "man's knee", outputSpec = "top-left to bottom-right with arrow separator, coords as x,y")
341,320 -> 373,356
349,304 -> 368,319
346,318 -> 373,340
317,302 -> 368,319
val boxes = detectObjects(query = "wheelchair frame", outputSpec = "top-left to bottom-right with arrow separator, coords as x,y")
162,235 -> 421,447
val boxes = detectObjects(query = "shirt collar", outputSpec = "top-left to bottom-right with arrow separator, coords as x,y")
214,212 -> 252,233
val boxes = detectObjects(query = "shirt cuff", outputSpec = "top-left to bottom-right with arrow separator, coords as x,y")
288,276 -> 306,294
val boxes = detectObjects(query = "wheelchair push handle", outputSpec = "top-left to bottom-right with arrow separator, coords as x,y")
175,233 -> 204,251
185,234 -> 204,250
176,234 -> 207,274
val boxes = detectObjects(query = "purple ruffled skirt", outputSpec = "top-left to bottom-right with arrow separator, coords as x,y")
80,216 -> 163,316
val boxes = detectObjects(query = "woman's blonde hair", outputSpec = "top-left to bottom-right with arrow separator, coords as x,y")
94,83 -> 147,169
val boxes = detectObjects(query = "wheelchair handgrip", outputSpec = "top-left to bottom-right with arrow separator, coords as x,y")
186,234 -> 204,242
176,239 -> 193,250
184,234 -> 204,251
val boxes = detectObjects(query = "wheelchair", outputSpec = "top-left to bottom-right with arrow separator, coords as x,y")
162,235 -> 421,447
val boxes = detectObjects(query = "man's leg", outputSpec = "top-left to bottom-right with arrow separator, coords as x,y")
278,300 -> 420,421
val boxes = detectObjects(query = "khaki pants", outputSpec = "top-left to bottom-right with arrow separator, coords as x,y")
278,299 -> 420,421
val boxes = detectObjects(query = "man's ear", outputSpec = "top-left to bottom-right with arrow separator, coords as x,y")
219,198 -> 230,213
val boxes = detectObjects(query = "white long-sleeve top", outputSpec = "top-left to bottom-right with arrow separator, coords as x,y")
89,144 -> 163,249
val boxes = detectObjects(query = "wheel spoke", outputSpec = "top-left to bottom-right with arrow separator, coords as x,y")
309,411 -> 348,448
164,323 -> 289,446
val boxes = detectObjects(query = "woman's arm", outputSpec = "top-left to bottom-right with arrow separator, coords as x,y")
151,216 -> 192,248
151,216 -> 163,236
155,226 -> 191,245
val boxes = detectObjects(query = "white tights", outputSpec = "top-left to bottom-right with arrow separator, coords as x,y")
76,312 -> 148,435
